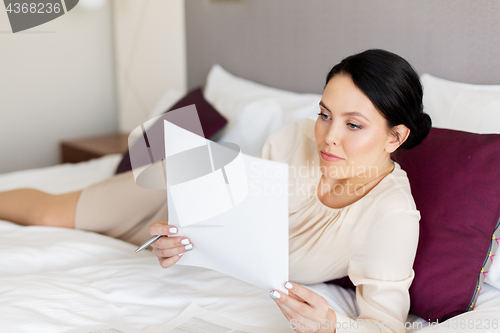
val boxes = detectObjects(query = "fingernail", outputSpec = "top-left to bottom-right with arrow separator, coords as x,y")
269,290 -> 281,299
285,282 -> 293,289
180,239 -> 190,245
169,227 -> 178,234
178,253 -> 184,257
184,244 -> 193,251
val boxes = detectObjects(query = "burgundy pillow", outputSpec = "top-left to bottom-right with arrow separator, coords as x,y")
395,128 -> 500,321
115,87 -> 227,174
328,127 -> 500,322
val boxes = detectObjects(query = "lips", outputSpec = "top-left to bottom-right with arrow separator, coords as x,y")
321,150 -> 343,160
320,150 -> 343,162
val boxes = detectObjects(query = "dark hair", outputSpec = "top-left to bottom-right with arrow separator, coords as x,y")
325,49 -> 431,151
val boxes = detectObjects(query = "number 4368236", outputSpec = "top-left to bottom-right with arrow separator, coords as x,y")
6,3 -> 62,14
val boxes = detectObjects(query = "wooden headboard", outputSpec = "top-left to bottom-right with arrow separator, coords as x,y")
185,0 -> 500,94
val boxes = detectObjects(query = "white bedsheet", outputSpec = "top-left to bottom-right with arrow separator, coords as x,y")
0,153 -> 123,194
1,154 -> 499,333
0,220 -> 358,332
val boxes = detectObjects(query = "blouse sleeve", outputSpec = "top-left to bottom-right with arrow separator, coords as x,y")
334,209 -> 420,333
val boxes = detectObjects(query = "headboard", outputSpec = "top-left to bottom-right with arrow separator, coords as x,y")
185,0 -> 500,94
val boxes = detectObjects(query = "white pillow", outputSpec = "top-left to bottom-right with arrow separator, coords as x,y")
218,99 -> 284,156
421,74 -> 500,134
204,64 -> 320,137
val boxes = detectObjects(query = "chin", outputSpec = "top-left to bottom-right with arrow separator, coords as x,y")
320,163 -> 348,179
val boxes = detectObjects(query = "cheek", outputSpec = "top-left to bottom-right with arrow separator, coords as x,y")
314,120 -> 324,143
344,130 -> 384,159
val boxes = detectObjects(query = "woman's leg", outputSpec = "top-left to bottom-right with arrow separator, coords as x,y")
73,170 -> 168,246
0,169 -> 167,245
0,189 -> 81,228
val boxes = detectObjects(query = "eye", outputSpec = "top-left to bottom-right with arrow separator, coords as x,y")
317,112 -> 331,121
347,123 -> 362,130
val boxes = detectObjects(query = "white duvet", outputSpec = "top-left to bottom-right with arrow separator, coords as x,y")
1,154 -> 499,333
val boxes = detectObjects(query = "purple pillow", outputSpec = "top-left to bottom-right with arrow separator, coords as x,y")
327,128 -> 500,322
115,87 -> 227,174
395,128 -> 500,321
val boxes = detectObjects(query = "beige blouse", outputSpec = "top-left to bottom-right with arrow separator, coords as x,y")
259,118 -> 420,332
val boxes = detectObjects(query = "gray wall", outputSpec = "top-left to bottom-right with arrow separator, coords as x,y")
186,0 -> 500,94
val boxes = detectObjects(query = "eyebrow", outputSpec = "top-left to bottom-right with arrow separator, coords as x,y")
319,101 -> 371,123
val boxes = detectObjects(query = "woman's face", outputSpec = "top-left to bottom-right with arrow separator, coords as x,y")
315,74 -> 395,181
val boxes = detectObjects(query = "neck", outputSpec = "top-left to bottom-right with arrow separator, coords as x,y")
319,160 -> 395,197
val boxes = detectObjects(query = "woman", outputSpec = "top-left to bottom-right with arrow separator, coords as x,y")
150,49 -> 431,332
0,49 -> 431,332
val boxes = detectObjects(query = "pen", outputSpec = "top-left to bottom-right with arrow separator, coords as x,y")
135,234 -> 163,253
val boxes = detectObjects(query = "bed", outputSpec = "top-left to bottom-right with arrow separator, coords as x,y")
1,134 -> 500,333
0,151 -> 498,333
2,67 -> 500,332
2,1 -> 500,332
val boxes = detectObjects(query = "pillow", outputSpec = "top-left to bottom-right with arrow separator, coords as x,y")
204,64 -> 321,137
115,87 -> 228,174
217,99 -> 284,156
394,128 -> 500,321
421,74 -> 500,134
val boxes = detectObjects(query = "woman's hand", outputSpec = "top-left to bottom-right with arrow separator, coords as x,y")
270,282 -> 337,333
149,222 -> 193,268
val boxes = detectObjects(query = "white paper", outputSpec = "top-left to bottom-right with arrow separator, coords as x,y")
170,169 -> 232,226
164,122 -> 248,227
150,303 -> 287,333
163,120 -> 289,293
224,153 -> 248,203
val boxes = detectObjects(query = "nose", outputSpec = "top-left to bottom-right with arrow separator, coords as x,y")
325,124 -> 341,146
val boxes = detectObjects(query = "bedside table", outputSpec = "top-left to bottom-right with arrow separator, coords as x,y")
61,133 -> 129,163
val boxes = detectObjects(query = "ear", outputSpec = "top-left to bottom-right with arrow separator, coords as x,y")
385,124 -> 410,153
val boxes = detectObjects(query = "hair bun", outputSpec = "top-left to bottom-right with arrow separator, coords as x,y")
403,112 -> 432,150
419,113 -> 431,126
